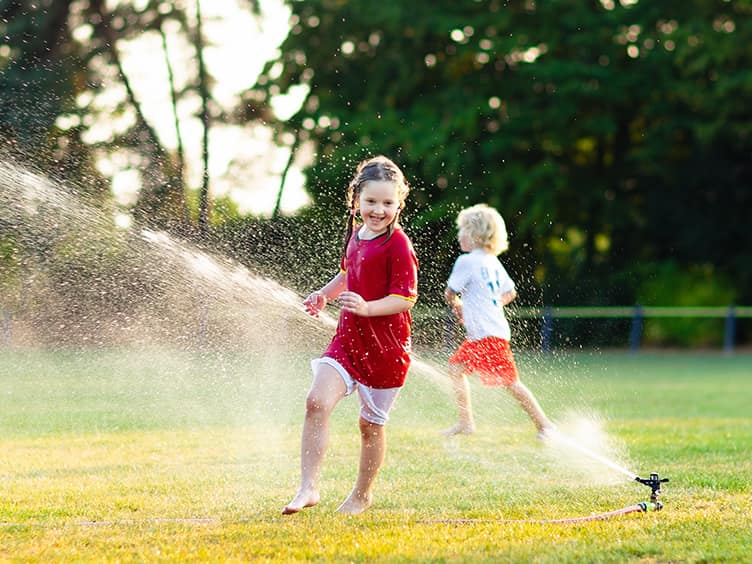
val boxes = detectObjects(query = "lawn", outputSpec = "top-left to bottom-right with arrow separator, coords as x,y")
1,348 -> 750,562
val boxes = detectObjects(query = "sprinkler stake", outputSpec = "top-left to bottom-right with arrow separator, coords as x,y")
635,472 -> 669,507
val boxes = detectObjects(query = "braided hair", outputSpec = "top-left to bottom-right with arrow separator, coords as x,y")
341,155 -> 410,260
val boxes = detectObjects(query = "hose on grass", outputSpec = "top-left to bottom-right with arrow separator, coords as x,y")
421,500 -> 663,525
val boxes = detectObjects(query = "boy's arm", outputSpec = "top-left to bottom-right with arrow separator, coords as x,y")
500,289 -> 517,306
445,287 -> 463,323
445,287 -> 460,306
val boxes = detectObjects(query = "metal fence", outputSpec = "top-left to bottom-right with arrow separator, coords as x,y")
415,306 -> 752,353
4,305 -> 751,352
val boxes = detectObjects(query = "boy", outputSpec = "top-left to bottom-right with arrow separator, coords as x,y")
443,204 -> 555,438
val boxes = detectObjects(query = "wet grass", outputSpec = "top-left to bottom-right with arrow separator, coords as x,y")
1,348 -> 750,562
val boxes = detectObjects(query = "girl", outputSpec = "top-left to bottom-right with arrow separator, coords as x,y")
282,156 -> 418,515
443,203 -> 555,438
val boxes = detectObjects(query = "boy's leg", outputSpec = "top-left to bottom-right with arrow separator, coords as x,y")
507,380 -> 554,433
336,416 -> 385,514
282,363 -> 348,514
442,362 -> 476,435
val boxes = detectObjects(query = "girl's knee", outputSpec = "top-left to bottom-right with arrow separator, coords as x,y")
305,392 -> 336,417
358,417 -> 383,435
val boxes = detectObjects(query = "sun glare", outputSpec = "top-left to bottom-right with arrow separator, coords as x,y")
93,0 -> 308,218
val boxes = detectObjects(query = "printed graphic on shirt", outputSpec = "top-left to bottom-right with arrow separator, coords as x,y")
447,249 -> 514,341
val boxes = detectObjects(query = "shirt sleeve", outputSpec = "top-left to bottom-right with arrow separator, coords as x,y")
447,254 -> 471,294
498,264 -> 515,294
388,231 -> 419,301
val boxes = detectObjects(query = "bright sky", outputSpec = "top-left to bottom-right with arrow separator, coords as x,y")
85,0 -> 310,219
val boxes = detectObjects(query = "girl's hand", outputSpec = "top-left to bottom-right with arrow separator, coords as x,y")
338,291 -> 370,316
303,291 -> 327,317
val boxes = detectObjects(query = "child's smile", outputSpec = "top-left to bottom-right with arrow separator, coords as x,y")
358,180 -> 400,236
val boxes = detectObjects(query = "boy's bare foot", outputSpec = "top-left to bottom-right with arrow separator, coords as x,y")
441,423 -> 476,436
335,492 -> 372,515
281,489 -> 320,515
536,425 -> 559,442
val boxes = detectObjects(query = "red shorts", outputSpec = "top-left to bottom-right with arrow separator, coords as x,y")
448,336 -> 518,387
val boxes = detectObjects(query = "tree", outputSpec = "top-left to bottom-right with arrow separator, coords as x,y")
253,0 -> 752,308
1,0 -> 271,232
0,0 -> 108,197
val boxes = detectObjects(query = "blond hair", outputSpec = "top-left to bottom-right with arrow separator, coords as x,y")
456,203 -> 509,255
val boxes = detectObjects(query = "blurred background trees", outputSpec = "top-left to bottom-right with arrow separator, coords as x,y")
252,0 -> 751,310
1,0 -> 751,347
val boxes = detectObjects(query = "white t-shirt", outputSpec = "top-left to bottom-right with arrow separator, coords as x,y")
447,249 -> 515,341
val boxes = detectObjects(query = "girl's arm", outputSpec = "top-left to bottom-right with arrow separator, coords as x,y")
320,272 -> 347,300
338,292 -> 415,317
303,272 -> 347,316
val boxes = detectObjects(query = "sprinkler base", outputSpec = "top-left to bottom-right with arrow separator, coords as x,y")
637,501 -> 663,512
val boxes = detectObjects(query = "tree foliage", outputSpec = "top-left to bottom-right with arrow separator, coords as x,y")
255,0 -> 752,309
2,0 -> 751,347
0,0 -> 253,229
0,0 -> 269,346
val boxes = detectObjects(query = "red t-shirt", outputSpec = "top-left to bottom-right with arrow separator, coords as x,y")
323,227 -> 418,388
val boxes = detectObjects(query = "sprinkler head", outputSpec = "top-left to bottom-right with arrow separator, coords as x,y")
635,472 -> 669,504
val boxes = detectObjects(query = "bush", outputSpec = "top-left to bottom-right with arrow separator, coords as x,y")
636,261 -> 736,347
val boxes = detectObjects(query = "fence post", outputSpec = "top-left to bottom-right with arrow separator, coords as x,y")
542,306 -> 553,353
629,305 -> 642,352
724,305 -> 736,354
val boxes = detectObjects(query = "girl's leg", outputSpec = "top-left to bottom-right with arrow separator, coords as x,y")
507,380 -> 554,433
336,416 -> 386,514
442,362 -> 476,435
282,363 -> 347,515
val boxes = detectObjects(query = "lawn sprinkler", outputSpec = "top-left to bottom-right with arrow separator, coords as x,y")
424,471 -> 671,525
548,431 -> 671,511
634,472 -> 669,510
424,433 -> 672,525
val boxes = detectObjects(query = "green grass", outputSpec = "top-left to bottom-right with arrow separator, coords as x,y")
1,348 -> 750,562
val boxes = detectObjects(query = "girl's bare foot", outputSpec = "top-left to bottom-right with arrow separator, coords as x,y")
335,492 -> 372,515
281,489 -> 320,515
441,423 -> 476,436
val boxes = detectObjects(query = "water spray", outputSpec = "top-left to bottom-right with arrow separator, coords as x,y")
423,470 -> 669,525
423,432 -> 670,525
550,431 -> 638,480
548,430 -> 669,512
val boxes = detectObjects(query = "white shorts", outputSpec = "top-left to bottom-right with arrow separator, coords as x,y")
311,357 -> 401,426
